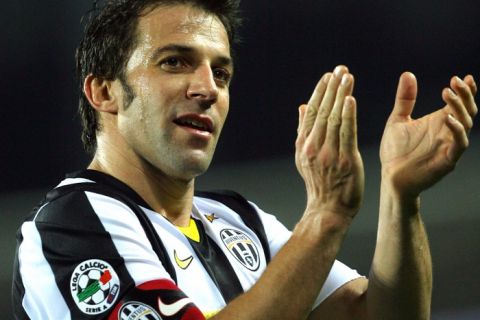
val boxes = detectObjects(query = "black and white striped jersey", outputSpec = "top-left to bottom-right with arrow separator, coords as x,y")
12,170 -> 361,319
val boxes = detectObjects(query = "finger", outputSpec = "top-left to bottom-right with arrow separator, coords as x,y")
324,74 -> 355,150
301,73 -> 331,137
307,73 -> 332,110
442,86 -> 473,133
391,72 -> 417,119
318,66 -> 349,121
297,104 -> 307,134
339,96 -> 358,155
309,66 -> 349,146
464,74 -> 478,96
451,75 -> 478,119
445,114 -> 469,164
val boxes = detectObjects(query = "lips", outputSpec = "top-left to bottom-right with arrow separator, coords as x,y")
173,114 -> 214,133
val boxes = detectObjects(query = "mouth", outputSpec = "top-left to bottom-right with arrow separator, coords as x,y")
173,114 -> 214,134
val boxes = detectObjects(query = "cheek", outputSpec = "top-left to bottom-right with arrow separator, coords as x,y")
217,95 -> 230,125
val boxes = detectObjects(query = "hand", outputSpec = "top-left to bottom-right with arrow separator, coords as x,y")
380,72 -> 478,198
295,66 -> 364,219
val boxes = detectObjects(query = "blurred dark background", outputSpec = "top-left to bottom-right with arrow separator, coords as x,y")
1,0 -> 479,318
1,0 -> 479,191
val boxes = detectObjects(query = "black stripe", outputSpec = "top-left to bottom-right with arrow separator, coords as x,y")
188,219 -> 243,303
248,243 -> 258,262
67,170 -> 151,209
48,182 -> 177,283
231,245 -> 246,265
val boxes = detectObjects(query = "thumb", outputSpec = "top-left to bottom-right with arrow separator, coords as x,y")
391,72 -> 418,119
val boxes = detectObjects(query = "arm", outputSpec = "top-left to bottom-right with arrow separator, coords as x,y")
307,72 -> 477,320
367,72 -> 477,319
212,65 -> 364,320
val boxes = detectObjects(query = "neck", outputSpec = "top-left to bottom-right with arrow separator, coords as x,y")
89,138 -> 195,227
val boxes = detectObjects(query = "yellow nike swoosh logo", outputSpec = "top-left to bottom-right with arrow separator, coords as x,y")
174,250 -> 194,270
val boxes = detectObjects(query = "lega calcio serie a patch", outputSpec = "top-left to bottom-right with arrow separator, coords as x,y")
70,259 -> 120,315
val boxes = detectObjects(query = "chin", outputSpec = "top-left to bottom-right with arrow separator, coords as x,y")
174,154 -> 213,181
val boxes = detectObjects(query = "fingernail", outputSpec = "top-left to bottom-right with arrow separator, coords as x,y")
341,74 -> 349,86
334,66 -> 342,77
455,76 -> 464,86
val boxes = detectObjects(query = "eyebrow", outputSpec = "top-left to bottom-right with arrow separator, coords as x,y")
150,44 -> 233,69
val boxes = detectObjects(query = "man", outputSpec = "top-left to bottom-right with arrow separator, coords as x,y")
12,0 -> 477,319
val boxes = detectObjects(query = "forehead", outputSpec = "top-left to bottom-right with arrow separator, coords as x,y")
135,4 -> 231,55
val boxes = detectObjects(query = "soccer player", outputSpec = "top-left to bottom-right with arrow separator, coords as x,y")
12,0 -> 477,319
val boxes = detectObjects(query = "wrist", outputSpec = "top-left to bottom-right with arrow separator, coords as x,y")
381,168 -> 421,202
295,209 -> 353,241
380,178 -> 421,219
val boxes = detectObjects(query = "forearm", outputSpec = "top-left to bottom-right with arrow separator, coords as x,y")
367,182 -> 432,320
214,66 -> 363,320
212,212 -> 351,320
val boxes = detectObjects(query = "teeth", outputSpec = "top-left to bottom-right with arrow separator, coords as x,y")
180,119 -> 207,130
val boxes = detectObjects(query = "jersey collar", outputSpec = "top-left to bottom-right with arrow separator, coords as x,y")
66,169 -> 153,210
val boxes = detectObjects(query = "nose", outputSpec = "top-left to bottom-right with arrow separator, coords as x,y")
186,65 -> 219,107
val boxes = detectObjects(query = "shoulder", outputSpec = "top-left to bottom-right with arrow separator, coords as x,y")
31,183 -> 135,229
18,182 -> 150,261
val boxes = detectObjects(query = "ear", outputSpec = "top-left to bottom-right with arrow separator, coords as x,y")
83,74 -> 119,114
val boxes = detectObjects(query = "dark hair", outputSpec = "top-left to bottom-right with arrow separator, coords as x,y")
76,0 -> 242,154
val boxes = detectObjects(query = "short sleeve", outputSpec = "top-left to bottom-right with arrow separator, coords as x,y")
14,190 -> 204,319
249,201 -> 363,306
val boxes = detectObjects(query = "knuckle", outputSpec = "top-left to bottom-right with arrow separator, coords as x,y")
328,114 -> 342,126
445,160 -> 457,173
304,142 -> 319,161
295,136 -> 305,148
341,130 -> 353,142
318,108 -> 330,121
338,154 -> 352,168
319,147 -> 337,164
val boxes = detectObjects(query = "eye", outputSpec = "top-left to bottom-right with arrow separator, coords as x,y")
160,56 -> 186,70
213,68 -> 232,84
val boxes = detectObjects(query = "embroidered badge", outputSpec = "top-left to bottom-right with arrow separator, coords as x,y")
220,229 -> 260,271
118,301 -> 162,320
70,259 -> 120,315
205,213 -> 218,223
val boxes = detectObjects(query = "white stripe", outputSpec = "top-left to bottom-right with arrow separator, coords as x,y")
145,206 -> 227,311
85,192 -> 173,285
32,202 -> 49,221
19,221 -> 71,319
55,178 -> 95,188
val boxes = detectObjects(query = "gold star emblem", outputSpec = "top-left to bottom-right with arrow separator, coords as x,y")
205,213 -> 218,223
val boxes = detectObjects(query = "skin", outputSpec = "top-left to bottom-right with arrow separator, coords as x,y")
85,5 -> 233,226
83,4 -> 478,320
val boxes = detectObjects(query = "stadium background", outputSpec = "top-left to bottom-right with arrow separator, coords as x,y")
1,1 -> 479,318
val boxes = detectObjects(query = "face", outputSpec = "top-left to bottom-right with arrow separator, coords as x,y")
114,4 -> 232,181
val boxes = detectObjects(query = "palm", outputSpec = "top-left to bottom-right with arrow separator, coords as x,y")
381,108 -> 448,165
378,72 -> 473,196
